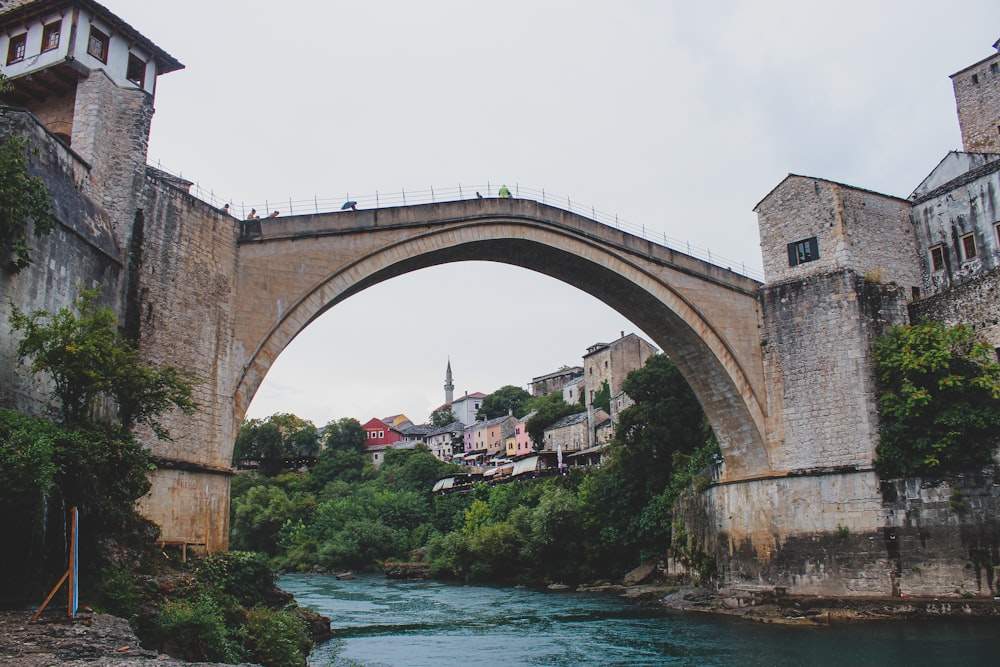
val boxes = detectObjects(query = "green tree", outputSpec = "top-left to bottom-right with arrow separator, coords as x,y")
0,133 -> 56,273
477,385 -> 532,420
578,354 -> 713,574
321,417 -> 366,452
9,288 -> 197,434
429,404 -> 458,427
233,413 -> 318,474
524,392 -> 579,448
873,320 -> 1000,478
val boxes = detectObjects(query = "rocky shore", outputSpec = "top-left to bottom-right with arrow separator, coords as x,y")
657,586 -> 1000,624
0,610 -> 260,666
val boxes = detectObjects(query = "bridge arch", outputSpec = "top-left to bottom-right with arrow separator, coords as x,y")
233,200 -> 769,477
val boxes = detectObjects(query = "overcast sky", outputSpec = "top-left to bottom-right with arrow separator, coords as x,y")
101,1 -> 1000,428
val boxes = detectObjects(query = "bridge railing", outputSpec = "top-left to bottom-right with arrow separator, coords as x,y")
152,163 -> 764,281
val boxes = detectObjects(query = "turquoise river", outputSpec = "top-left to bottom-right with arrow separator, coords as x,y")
280,574 -> 997,667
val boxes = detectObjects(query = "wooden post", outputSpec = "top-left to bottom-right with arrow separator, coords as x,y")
31,507 -> 79,622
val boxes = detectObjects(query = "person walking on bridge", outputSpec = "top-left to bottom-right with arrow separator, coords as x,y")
499,184 -> 512,198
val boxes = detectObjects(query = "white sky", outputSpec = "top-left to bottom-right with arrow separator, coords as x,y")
101,1 -> 1000,427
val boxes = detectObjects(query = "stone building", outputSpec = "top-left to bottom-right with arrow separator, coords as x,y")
542,408 -> 610,454
755,176 -> 922,296
951,39 -> 1000,154
582,332 -> 657,409
530,365 -> 583,397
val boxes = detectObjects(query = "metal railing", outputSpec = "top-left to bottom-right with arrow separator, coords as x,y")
151,162 -> 765,281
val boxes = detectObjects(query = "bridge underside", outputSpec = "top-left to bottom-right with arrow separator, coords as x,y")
232,200 -> 769,477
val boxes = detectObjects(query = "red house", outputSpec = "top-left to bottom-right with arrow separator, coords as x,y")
363,417 -> 402,447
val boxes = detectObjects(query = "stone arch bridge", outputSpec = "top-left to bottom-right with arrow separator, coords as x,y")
234,198 -> 767,474
141,194 -> 868,554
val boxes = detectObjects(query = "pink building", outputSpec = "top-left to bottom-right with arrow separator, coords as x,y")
514,411 -> 536,456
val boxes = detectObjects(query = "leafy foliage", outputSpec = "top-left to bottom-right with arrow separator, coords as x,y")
429,404 -> 458,427
234,413 -> 319,474
0,134 -> 56,273
196,551 -> 277,608
477,385 -> 532,420
9,288 -> 198,434
873,320 -> 1000,478
591,380 -> 611,414
524,392 -> 579,448
232,355 -> 714,581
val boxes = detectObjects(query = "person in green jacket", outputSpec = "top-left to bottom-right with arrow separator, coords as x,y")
499,184 -> 512,198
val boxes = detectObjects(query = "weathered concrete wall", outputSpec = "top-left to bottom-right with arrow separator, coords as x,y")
758,270 -> 909,472
951,50 -> 1000,154
684,467 -> 1000,597
910,164 -> 1000,297
0,108 -> 119,417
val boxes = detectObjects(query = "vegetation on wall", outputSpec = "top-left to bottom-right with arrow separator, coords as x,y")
0,129 -> 57,273
873,320 -> 1000,478
9,288 -> 198,433
2,288 -> 198,596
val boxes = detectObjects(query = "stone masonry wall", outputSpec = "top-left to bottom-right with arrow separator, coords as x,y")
756,176 -> 920,294
71,71 -> 153,258
951,50 -> 1000,154
685,467 -> 1000,597
130,176 -> 240,548
0,109 -> 119,417
758,270 -> 909,472
910,266 -> 1000,352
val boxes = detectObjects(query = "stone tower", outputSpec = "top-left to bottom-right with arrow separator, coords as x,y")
0,1 -> 183,244
951,39 -> 1000,153
444,359 -> 454,405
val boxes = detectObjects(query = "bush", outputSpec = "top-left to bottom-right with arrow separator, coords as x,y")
244,607 -> 311,667
94,566 -> 143,624
196,551 -> 275,608
154,594 -> 242,663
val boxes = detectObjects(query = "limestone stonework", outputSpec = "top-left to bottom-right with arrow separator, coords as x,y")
758,271 -> 909,472
755,175 -> 921,295
951,47 -> 1000,153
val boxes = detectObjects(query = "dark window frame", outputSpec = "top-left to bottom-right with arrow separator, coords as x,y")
960,233 -> 977,261
87,26 -> 108,63
126,52 -> 145,87
41,21 -> 60,52
929,245 -> 945,272
6,32 -> 27,64
787,236 -> 819,267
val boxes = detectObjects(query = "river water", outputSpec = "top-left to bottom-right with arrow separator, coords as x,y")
280,574 -> 997,667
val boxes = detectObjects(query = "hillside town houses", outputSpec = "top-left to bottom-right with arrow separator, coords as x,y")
358,332 -> 658,473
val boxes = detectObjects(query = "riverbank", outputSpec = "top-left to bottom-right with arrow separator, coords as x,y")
656,586 -> 1000,624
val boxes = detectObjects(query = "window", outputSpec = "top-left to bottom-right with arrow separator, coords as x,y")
378,430 -> 384,438
6,33 -> 26,64
126,53 -> 145,87
995,222 -> 1000,246
929,245 -> 945,272
961,233 -> 977,260
972,74 -> 980,85
992,63 -> 999,75
42,22 -> 60,51
87,27 -> 108,63
787,236 -> 819,267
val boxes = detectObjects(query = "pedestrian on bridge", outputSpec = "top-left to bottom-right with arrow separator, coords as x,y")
499,184 -> 512,198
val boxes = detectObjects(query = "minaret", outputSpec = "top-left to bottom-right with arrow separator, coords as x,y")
444,359 -> 454,405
